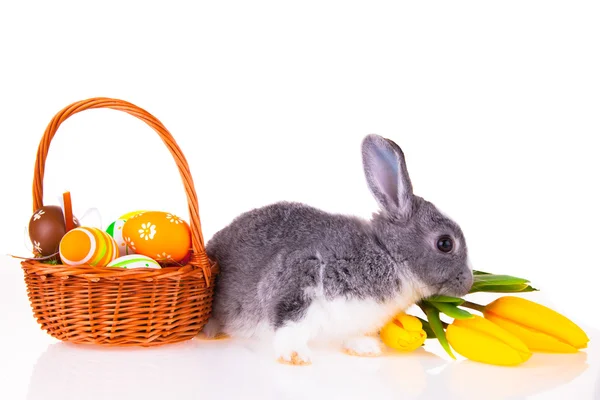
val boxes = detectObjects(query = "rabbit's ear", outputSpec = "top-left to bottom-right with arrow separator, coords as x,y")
361,134 -> 414,218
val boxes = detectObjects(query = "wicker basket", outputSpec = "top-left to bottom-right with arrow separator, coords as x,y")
21,97 -> 218,346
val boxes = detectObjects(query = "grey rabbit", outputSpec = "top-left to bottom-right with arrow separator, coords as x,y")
203,134 -> 473,365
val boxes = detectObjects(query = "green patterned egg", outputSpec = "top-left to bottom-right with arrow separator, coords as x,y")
106,219 -> 129,257
106,254 -> 161,269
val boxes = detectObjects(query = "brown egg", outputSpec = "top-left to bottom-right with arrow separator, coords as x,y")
28,205 -> 80,256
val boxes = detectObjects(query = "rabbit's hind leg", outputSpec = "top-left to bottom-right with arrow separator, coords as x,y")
274,320 -> 313,366
271,286 -> 315,365
267,251 -> 322,365
197,317 -> 230,340
271,290 -> 314,365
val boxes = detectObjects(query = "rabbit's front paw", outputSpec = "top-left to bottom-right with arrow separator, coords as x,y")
342,336 -> 383,357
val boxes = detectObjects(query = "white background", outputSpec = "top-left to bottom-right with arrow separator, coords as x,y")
0,1 -> 599,399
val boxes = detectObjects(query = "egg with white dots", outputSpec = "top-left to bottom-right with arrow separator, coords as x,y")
106,254 -> 161,269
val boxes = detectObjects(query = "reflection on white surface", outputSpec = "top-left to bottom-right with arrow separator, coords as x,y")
444,352 -> 589,399
26,331 -> 599,400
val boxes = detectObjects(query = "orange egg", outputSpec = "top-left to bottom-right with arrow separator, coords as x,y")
122,211 -> 191,263
59,227 -> 119,267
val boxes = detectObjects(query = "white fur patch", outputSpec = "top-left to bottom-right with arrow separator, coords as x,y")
342,336 -> 382,356
299,265 -> 429,342
274,322 -> 312,363
300,291 -> 414,341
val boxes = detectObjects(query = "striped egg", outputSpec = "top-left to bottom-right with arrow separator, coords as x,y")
106,219 -> 129,257
107,254 -> 161,269
59,227 -> 119,267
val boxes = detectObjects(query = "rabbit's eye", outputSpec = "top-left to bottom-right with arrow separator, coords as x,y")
437,236 -> 454,253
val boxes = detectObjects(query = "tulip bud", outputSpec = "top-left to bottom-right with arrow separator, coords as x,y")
446,315 -> 532,366
483,296 -> 589,353
380,313 -> 427,351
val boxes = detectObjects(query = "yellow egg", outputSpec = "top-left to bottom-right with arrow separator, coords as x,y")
119,210 -> 147,220
59,227 -> 119,267
122,211 -> 191,264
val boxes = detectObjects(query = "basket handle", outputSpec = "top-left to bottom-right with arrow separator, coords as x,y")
32,97 -> 214,282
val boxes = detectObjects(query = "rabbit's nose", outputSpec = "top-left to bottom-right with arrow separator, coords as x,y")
461,268 -> 474,293
446,268 -> 473,297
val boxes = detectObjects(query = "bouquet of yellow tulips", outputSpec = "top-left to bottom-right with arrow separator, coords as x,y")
380,270 -> 589,366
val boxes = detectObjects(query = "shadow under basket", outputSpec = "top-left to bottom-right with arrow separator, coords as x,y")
20,97 -> 219,346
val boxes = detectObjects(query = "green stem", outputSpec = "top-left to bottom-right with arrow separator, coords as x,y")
419,302 -> 455,359
461,300 -> 486,313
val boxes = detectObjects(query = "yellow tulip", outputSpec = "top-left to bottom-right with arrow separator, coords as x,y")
483,296 -> 589,353
446,315 -> 532,366
380,313 -> 427,351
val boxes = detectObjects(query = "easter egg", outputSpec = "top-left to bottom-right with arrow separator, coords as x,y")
122,211 -> 191,264
119,210 -> 147,220
59,227 -> 119,267
28,205 -> 80,256
106,219 -> 130,257
107,254 -> 161,269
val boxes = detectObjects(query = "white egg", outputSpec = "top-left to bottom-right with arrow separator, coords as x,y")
105,219 -> 130,257
106,254 -> 161,269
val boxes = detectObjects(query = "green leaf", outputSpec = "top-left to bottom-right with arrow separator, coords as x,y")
419,303 -> 455,359
473,274 -> 530,286
416,317 -> 437,339
429,301 -> 474,320
473,270 -> 493,275
425,295 -> 464,304
469,283 -> 538,293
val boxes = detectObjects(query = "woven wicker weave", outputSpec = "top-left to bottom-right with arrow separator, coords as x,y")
21,97 -> 218,346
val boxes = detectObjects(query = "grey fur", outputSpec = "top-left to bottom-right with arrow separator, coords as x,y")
205,134 -> 472,336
